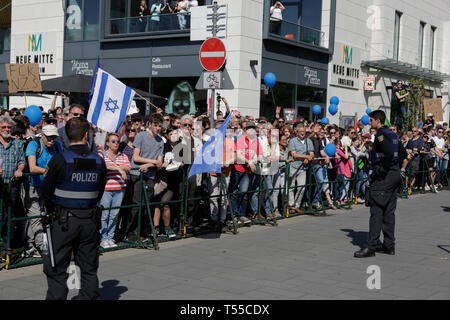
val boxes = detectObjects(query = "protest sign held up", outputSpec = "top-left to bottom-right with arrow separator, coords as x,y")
5,63 -> 42,93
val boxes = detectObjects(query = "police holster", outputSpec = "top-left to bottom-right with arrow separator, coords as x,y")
365,186 -> 372,207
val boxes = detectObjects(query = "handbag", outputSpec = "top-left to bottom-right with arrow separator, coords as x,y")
153,179 -> 168,196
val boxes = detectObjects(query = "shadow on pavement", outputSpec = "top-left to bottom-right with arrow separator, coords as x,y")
100,280 -> 128,300
441,206 -> 450,212
341,229 -> 368,249
71,280 -> 128,300
437,245 -> 450,254
194,232 -> 222,240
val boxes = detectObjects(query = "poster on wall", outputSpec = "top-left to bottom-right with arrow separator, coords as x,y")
165,81 -> 196,115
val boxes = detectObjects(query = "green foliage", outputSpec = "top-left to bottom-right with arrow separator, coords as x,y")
404,78 -> 427,131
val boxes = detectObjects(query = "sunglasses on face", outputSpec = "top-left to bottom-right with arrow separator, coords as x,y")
0,125 -> 12,129
330,131 -> 336,134
183,123 -> 193,128
71,112 -> 82,117
164,118 -> 170,122
64,113 -> 69,116
126,129 -> 136,133
110,139 -> 119,144
45,135 -> 57,141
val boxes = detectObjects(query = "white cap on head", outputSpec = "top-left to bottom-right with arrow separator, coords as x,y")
427,113 -> 434,117
42,125 -> 59,137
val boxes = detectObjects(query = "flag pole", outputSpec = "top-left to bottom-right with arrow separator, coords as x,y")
134,91 -> 159,110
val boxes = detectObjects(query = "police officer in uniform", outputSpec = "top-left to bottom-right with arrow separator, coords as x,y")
41,117 -> 107,299
354,110 -> 402,258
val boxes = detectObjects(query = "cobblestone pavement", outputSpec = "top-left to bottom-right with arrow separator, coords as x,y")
1,192 -> 449,300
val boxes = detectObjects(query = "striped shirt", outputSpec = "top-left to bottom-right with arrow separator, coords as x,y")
0,138 -> 25,183
98,151 -> 131,191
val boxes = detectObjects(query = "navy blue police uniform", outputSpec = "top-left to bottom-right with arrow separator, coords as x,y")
366,126 -> 402,253
41,144 -> 106,300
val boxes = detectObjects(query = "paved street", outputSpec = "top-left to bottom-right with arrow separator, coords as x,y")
0,191 -> 449,300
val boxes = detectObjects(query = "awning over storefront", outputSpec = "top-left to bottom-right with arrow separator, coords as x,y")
361,58 -> 450,83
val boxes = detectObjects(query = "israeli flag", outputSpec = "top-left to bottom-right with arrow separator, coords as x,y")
188,113 -> 232,178
87,68 -> 136,133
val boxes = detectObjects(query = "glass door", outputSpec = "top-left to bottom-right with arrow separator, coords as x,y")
296,104 -> 311,122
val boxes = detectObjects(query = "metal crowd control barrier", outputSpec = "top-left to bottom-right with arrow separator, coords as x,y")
403,156 -> 450,195
1,156 -> 449,270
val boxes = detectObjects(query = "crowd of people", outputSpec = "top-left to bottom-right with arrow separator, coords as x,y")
126,0 -> 200,33
1,95 -> 449,262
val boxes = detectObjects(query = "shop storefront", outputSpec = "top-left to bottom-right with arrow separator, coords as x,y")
260,41 -> 329,121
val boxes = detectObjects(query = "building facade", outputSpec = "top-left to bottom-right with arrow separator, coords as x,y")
1,0 -> 336,119
327,0 -> 450,127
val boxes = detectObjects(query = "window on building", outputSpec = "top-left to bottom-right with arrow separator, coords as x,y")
65,0 -> 100,41
430,26 -> 436,70
393,11 -> 402,61
0,1 -> 11,52
106,0 -> 206,36
260,81 -> 295,120
268,0 -> 323,46
418,21 -> 425,67
297,85 -> 326,104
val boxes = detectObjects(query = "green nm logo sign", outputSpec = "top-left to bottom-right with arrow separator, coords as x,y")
28,34 -> 42,52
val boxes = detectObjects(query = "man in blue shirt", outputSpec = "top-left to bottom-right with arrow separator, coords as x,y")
22,125 -> 62,257
287,124 -> 314,214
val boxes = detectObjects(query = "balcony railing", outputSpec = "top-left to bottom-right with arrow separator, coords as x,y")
269,18 -> 325,47
106,13 -> 191,36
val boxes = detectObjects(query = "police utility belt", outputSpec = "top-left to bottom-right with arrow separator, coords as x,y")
54,206 -> 102,231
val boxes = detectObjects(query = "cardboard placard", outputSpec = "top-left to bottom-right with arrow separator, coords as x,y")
5,63 -> 42,93
284,109 -> 296,123
423,98 -> 443,122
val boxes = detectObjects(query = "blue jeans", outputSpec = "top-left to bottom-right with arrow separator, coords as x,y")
312,164 -> 325,204
435,158 -> 448,185
250,174 -> 273,215
357,170 -> 369,196
337,175 -> 350,201
230,171 -> 253,217
100,189 -> 125,241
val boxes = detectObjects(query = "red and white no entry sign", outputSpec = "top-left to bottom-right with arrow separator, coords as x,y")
199,38 -> 226,72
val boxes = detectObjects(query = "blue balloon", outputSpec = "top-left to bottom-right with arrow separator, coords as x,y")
330,96 -> 340,105
321,117 -> 329,124
328,104 -> 338,116
313,105 -> 322,115
264,73 -> 277,88
361,115 -> 370,126
24,105 -> 42,127
366,108 -> 372,115
324,144 -> 337,157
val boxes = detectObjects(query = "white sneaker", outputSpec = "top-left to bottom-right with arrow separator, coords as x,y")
424,185 -> 430,191
107,240 -> 118,248
100,240 -> 110,249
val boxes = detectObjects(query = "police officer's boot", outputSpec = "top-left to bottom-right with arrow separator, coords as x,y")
354,247 -> 375,258
375,245 -> 395,255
